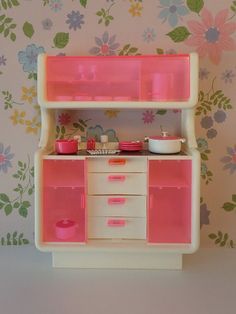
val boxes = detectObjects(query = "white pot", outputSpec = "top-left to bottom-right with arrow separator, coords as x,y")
147,133 -> 186,154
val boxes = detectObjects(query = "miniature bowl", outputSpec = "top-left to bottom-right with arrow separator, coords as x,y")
55,139 -> 78,154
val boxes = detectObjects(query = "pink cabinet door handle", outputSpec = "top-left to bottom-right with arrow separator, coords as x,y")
81,193 -> 85,209
108,158 -> 126,166
149,194 -> 153,210
107,219 -> 126,227
108,197 -> 126,205
108,175 -> 126,182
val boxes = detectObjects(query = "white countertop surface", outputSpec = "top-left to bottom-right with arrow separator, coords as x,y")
0,246 -> 235,314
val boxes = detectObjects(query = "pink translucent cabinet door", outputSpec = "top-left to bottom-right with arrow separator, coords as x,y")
142,55 -> 190,101
45,55 -> 190,102
42,160 -> 86,243
46,56 -> 140,101
148,160 -> 191,243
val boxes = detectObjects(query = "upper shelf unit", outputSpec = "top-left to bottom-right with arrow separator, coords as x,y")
37,53 -> 198,109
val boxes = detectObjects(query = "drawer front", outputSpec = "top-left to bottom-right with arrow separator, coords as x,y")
88,217 -> 146,239
87,195 -> 146,217
87,157 -> 147,173
88,173 -> 147,195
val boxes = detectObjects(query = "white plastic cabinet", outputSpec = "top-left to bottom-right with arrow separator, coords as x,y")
35,53 -> 200,269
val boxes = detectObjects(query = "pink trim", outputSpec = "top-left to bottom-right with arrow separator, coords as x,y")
107,219 -> 126,227
108,197 -> 126,205
108,158 -> 126,166
108,175 -> 126,182
149,136 -> 181,140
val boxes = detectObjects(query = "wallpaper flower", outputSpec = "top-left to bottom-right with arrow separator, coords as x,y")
0,0 -> 236,248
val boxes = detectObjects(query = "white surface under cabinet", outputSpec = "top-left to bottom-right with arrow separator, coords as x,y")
0,246 -> 235,314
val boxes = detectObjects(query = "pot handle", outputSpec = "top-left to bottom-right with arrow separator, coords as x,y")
180,138 -> 186,143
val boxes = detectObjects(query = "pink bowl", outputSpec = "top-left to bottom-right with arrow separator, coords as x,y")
55,139 -> 78,154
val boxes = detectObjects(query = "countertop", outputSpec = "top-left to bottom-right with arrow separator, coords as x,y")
0,246 -> 235,314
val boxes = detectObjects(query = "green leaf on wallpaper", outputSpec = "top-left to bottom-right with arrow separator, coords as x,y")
80,0 -> 87,8
208,231 -> 234,248
0,14 -> 16,41
23,21 -> 34,39
208,233 -> 217,239
156,109 -> 167,115
186,0 -> 204,14
4,203 -> 13,215
10,32 -> 15,41
200,153 -> 208,160
13,201 -> 20,208
167,26 -> 191,43
232,194 -> 236,202
19,203 -> 29,218
156,48 -> 164,55
230,1 -> 236,12
119,44 -> 141,56
53,32 -> 69,49
222,202 -> 236,212
0,0 -> 7,10
0,193 -> 10,203
0,0 -> 19,10
1,232 -> 29,246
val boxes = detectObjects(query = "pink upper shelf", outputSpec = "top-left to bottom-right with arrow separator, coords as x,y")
45,55 -> 190,103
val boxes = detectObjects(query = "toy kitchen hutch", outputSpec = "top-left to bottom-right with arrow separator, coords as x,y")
35,53 -> 200,269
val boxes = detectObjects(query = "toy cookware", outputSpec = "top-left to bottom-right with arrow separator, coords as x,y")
145,132 -> 186,154
55,139 -> 78,154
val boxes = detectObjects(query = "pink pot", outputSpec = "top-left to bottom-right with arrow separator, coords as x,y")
55,139 -> 78,154
55,219 -> 78,240
146,132 -> 186,154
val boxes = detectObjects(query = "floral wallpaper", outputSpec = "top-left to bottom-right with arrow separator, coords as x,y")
0,0 -> 236,248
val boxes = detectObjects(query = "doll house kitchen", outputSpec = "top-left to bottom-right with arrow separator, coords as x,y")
35,52 -> 200,269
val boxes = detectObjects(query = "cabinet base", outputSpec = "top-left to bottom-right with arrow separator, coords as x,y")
52,251 -> 183,270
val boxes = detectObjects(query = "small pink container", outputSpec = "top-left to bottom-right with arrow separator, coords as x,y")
55,219 -> 77,240
55,139 -> 78,154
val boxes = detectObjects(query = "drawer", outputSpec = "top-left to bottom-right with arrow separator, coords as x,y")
87,157 -> 147,173
88,217 -> 146,239
87,195 -> 146,217
87,173 -> 147,195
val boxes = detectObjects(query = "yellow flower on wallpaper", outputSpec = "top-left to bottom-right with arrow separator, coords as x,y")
129,1 -> 143,17
25,116 -> 41,135
21,86 -> 37,104
10,110 -> 26,125
33,103 -> 41,113
104,110 -> 120,118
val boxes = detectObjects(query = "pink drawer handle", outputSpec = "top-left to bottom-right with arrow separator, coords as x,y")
107,219 -> 126,227
108,175 -> 126,182
108,158 -> 126,166
108,197 -> 126,205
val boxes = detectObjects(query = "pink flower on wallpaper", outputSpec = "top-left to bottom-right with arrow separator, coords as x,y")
142,110 -> 155,124
185,8 -> 236,64
58,113 -> 71,125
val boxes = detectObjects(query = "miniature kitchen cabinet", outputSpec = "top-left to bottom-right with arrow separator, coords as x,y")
35,53 -> 200,269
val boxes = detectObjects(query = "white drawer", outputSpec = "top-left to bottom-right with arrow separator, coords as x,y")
88,217 -> 146,239
87,157 -> 147,173
87,173 -> 147,195
87,195 -> 146,217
